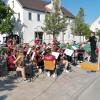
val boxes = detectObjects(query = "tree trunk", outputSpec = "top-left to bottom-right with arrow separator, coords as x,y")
53,32 -> 56,39
62,32 -> 64,43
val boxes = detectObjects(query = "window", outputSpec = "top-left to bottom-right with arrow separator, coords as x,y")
98,21 -> 100,24
28,12 -> 32,20
18,13 -> 20,21
96,28 -> 98,32
68,19 -> 70,23
37,14 -> 40,21
12,0 -> 14,8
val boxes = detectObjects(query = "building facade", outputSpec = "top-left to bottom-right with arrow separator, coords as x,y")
90,17 -> 100,33
3,0 -> 74,44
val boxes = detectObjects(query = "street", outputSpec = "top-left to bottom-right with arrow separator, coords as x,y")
0,66 -> 100,100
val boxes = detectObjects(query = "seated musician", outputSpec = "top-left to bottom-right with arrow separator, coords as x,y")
35,46 -> 44,73
52,38 -> 57,45
34,38 -> 40,45
14,50 -> 26,81
6,38 -> 13,47
60,50 -> 71,73
77,44 -> 85,62
7,51 -> 16,71
22,43 -> 29,56
44,48 -> 56,77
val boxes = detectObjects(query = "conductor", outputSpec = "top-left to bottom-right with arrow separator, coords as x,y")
88,32 -> 97,63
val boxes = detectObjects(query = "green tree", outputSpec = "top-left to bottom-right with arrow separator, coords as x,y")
97,30 -> 100,41
72,8 -> 91,39
42,0 -> 67,38
0,0 -> 14,34
72,8 -> 85,35
81,24 -> 91,39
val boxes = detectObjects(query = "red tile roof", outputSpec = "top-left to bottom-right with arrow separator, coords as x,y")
18,0 -> 74,18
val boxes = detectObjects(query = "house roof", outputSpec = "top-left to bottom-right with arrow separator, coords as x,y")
18,0 -> 74,18
61,7 -> 74,18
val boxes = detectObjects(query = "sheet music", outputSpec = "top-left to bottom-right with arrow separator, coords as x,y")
27,48 -> 31,55
72,46 -> 78,50
64,49 -> 74,56
31,52 -> 35,61
52,52 -> 59,59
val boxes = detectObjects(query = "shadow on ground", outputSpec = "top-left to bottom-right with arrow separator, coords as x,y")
0,74 -> 18,100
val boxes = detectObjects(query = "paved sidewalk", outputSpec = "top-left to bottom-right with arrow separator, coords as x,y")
78,77 -> 100,100
0,66 -> 100,100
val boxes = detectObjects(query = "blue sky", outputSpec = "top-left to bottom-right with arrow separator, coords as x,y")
44,0 -> 100,25
61,0 -> 100,25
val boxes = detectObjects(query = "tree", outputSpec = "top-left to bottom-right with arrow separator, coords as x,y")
42,0 -> 67,38
72,8 -> 85,35
97,30 -> 100,41
0,0 -> 14,34
72,8 -> 91,39
81,24 -> 91,39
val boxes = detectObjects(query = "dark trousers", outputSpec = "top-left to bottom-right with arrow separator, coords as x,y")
90,48 -> 97,63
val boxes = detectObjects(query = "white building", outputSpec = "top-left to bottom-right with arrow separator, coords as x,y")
3,0 -> 75,44
90,17 -> 100,33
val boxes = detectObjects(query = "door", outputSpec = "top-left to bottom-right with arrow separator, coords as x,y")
35,32 -> 43,44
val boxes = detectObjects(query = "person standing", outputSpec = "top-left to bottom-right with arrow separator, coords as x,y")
98,48 -> 100,68
88,32 -> 97,63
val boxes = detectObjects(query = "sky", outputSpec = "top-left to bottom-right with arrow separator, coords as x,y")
61,0 -> 100,25
44,0 -> 100,25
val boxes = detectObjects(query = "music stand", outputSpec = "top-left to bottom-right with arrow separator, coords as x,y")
64,48 -> 77,66
64,49 -> 74,57
52,52 -> 59,59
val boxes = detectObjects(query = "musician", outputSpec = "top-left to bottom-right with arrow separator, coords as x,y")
44,48 -> 56,77
22,43 -> 29,56
77,44 -> 85,62
34,38 -> 40,45
7,50 -> 16,71
98,48 -> 100,68
14,50 -> 26,81
60,49 -> 71,73
88,32 -> 97,63
52,38 -> 57,45
35,46 -> 44,73
6,38 -> 13,47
